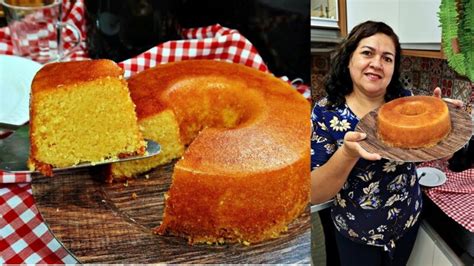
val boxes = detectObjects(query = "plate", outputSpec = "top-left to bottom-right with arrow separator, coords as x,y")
355,102 -> 473,162
416,167 -> 447,187
0,55 -> 42,126
31,166 -> 310,263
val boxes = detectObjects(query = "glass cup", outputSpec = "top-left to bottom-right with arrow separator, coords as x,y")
2,0 -> 81,63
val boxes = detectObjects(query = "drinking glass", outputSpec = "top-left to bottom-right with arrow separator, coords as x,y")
2,0 -> 81,63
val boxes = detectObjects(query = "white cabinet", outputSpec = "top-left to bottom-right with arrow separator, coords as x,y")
346,0 -> 441,50
407,221 -> 463,266
346,0 -> 400,34
398,0 -> 441,45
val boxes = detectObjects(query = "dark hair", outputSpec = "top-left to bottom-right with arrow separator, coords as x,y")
324,21 -> 405,108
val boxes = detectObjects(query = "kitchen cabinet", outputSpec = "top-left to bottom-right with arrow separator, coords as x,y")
407,221 -> 464,266
310,0 -> 346,53
311,0 -> 340,28
346,0 -> 444,58
398,0 -> 441,48
311,0 -> 348,32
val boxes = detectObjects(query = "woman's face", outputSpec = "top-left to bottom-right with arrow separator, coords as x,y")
348,33 -> 396,98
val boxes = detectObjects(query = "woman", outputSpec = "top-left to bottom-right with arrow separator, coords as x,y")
311,21 -> 462,265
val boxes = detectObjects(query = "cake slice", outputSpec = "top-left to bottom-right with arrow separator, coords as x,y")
28,59 -> 146,176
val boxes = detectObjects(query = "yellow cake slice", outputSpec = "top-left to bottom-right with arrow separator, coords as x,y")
28,59 -> 146,176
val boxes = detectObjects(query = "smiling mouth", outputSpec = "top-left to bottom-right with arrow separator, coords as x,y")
365,73 -> 382,80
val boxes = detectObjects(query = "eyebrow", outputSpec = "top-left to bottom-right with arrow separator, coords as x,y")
362,46 -> 395,57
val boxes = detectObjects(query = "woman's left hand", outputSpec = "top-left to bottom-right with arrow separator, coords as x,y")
433,87 -> 464,108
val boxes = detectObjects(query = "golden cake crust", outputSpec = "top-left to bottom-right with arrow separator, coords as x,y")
377,96 -> 451,148
32,59 -> 123,94
126,60 -> 310,244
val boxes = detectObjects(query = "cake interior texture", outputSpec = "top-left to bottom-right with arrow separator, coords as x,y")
109,109 -> 183,179
29,60 -> 145,174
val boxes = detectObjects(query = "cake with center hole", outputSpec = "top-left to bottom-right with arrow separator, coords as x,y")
111,60 -> 310,245
377,95 -> 451,148
28,59 -> 146,176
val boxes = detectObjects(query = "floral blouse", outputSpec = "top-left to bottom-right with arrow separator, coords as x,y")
311,97 -> 422,254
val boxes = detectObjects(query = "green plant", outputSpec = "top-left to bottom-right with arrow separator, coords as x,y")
439,0 -> 473,81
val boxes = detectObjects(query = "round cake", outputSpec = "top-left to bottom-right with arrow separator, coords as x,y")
120,60 -> 310,245
377,96 -> 452,148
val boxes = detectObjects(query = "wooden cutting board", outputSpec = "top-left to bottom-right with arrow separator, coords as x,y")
31,163 -> 311,264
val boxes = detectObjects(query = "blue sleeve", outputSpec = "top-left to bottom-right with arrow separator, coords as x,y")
403,88 -> 413,96
311,104 -> 337,170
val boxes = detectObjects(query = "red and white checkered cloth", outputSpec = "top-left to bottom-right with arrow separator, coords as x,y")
0,183 -> 77,263
0,0 -> 310,263
419,161 -> 474,232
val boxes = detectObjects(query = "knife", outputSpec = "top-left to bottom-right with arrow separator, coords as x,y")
0,124 -> 160,174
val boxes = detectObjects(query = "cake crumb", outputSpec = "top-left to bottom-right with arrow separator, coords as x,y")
131,192 -> 138,200
145,174 -> 150,179
123,180 -> 129,187
242,240 -> 250,246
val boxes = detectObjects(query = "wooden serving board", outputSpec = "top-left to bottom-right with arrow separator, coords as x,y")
355,102 -> 472,162
31,163 -> 310,264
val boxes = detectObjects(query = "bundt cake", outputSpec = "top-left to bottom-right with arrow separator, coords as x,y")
28,59 -> 146,176
112,60 -> 310,245
377,95 -> 451,148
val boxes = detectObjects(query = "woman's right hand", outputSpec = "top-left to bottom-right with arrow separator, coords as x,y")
341,131 -> 382,161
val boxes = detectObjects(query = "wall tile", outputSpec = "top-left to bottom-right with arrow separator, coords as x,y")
311,73 -> 326,103
441,60 -> 456,79
312,54 -> 330,73
311,53 -> 331,104
429,58 -> 443,76
441,78 -> 453,97
401,72 -> 414,90
452,79 -> 472,104
401,56 -> 413,71
420,58 -> 431,71
431,76 -> 441,90
419,72 -> 431,91
412,71 -> 420,89
467,84 -> 473,114
411,57 -> 422,71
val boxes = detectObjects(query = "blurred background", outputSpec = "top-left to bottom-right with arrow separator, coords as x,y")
1,0 -> 310,83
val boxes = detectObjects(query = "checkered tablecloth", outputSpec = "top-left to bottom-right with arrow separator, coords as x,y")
0,0 -> 310,263
419,161 -> 474,233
